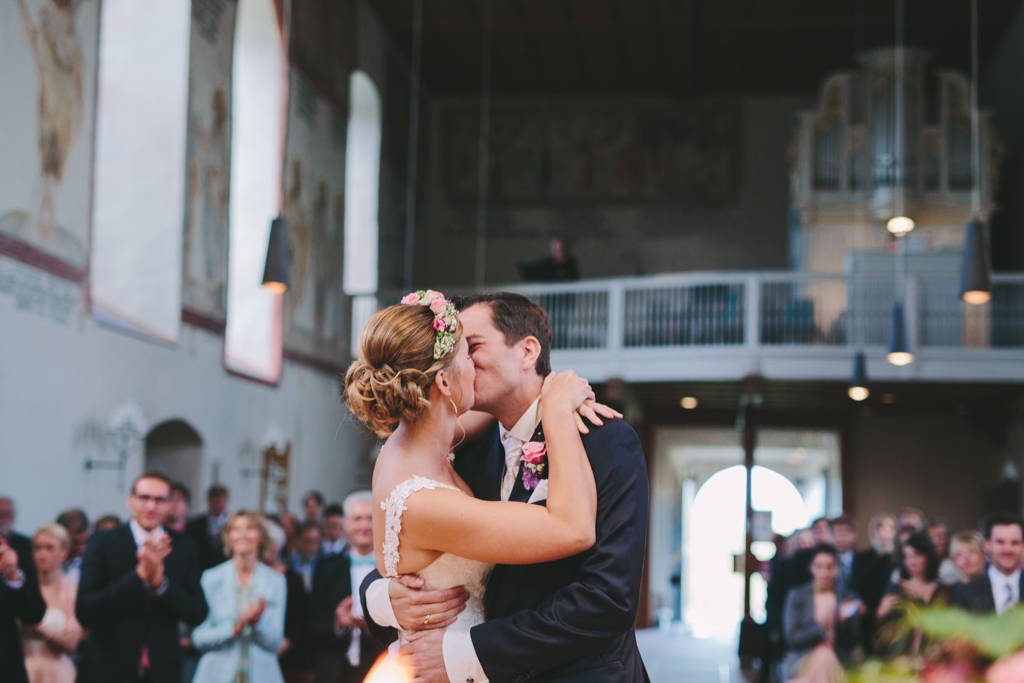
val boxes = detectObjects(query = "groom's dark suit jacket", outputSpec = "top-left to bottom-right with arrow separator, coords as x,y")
360,417 -> 650,683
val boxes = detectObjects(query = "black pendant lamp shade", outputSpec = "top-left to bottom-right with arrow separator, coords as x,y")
887,302 -> 913,366
961,220 -> 991,304
262,216 -> 290,293
848,351 -> 869,401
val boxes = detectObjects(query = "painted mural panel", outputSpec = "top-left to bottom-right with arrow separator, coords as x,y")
282,70 -> 348,365
182,0 -> 236,322
0,0 -> 99,273
442,100 -> 743,206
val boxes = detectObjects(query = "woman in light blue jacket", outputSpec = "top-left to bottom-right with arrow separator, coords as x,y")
192,511 -> 287,683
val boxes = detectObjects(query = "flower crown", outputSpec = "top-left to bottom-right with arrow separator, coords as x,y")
401,290 -> 458,360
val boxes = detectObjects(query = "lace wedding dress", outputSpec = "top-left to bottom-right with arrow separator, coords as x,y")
380,476 -> 495,656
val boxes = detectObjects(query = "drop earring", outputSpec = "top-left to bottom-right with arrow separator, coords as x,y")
450,396 -> 466,450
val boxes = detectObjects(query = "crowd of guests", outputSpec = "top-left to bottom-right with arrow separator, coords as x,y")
0,472 -> 384,683
761,507 -> 1024,682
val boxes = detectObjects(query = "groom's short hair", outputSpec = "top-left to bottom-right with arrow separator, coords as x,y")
454,292 -> 552,376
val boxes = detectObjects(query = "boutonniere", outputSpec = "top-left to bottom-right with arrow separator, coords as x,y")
520,441 -> 547,491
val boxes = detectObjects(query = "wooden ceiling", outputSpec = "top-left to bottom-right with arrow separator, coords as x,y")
362,0 -> 1024,98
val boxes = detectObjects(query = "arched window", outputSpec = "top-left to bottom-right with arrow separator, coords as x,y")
90,0 -> 191,342
343,71 -> 381,297
224,0 -> 287,382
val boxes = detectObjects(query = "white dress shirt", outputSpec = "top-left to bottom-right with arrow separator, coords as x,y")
322,537 -> 346,557
347,549 -> 376,666
367,396 -> 544,683
989,564 -> 1021,615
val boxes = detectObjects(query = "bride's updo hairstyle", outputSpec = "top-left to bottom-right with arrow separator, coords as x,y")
344,302 -> 463,437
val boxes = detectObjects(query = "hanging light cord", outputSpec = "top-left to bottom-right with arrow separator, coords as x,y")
970,0 -> 982,219
894,0 -> 906,301
474,0 -> 494,291
402,0 -> 424,292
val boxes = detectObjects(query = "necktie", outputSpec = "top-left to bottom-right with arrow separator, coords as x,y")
1003,582 -> 1017,613
500,432 -> 522,501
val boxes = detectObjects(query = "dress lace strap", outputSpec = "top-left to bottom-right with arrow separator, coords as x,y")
381,476 -> 462,578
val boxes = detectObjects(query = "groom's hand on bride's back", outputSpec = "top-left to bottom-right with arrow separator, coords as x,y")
389,574 -> 470,631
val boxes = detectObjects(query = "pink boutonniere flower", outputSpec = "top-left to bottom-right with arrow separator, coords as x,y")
520,441 -> 547,490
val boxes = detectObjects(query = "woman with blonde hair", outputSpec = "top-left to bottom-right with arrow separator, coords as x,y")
950,530 -> 986,584
20,524 -> 83,683
191,512 -> 286,683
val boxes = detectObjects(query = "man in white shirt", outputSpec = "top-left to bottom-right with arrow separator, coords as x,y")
954,515 -> 1024,615
310,491 -> 382,683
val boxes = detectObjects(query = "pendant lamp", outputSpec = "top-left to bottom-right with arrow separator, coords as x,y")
848,352 -> 870,401
887,302 -> 913,365
262,216 -> 290,293
961,220 -> 991,304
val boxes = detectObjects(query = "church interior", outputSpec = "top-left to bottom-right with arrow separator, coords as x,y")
4,1 -> 1024,682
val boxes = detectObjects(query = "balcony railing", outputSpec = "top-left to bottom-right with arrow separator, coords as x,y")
359,271 -> 1024,383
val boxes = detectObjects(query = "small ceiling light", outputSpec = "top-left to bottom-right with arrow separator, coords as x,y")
887,302 -> 914,366
848,351 -> 869,401
887,215 -> 915,236
680,396 -> 698,410
262,216 -> 290,293
960,220 -> 991,304
881,393 -> 897,404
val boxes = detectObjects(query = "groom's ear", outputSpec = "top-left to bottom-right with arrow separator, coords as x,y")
518,335 -> 541,372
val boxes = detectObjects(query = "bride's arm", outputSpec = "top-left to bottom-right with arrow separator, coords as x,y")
404,372 -> 598,565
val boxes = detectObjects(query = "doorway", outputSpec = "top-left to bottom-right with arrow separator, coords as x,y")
145,419 -> 204,502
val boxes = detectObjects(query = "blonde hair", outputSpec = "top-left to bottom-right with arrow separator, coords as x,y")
950,530 -> 984,558
344,303 -> 463,437
221,511 -> 271,559
34,523 -> 70,550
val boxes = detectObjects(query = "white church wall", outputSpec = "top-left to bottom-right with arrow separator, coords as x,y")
0,254 -> 368,532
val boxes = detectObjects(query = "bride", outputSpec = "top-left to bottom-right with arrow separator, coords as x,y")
344,291 -> 605,665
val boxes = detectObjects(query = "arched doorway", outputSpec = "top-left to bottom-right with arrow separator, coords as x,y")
685,465 -> 808,637
145,419 -> 203,502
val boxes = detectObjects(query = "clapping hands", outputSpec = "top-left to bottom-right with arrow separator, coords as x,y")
0,539 -> 20,582
135,531 -> 171,588
334,596 -> 368,632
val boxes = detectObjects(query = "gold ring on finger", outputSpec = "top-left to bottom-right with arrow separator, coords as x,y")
423,614 -> 431,625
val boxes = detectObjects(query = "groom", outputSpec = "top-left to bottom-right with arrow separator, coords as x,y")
360,292 -> 650,683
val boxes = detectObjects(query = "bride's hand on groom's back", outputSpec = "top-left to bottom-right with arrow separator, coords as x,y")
388,574 -> 470,631
543,370 -> 623,434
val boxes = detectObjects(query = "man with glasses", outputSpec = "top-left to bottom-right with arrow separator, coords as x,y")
75,472 -> 208,683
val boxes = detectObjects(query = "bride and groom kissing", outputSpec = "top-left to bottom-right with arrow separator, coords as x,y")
345,291 -> 650,683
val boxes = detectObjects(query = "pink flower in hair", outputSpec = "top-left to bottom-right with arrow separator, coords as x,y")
429,298 -> 447,314
433,318 -> 445,331
401,293 -> 421,305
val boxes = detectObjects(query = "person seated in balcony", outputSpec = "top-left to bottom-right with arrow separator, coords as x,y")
782,545 -> 864,681
518,236 -> 579,282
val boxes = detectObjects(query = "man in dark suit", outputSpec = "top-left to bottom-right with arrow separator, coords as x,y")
954,515 -> 1024,615
311,491 -> 381,683
76,472 -> 208,683
1,519 -> 46,683
185,484 -> 230,571
361,293 -> 650,683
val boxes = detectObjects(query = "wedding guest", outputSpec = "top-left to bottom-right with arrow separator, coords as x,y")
789,519 -> 834,588
54,509 -> 89,584
1,531 -> 45,683
0,497 -> 34,574
927,519 -> 961,585
279,513 -> 299,559
290,522 -> 321,594
166,483 -> 191,534
782,545 -> 863,681
20,524 -> 82,683
830,517 -> 857,594
852,514 -> 897,650
877,532 -> 952,621
954,515 -> 1024,615
186,484 -> 230,570
949,530 -> 987,584
303,493 -> 325,525
92,515 -> 120,533
264,521 -> 311,683
870,513 -> 898,556
192,512 -> 286,683
310,491 -> 381,683
897,507 -> 926,533
75,472 -> 208,683
320,505 -> 346,558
